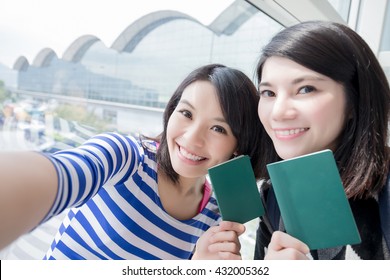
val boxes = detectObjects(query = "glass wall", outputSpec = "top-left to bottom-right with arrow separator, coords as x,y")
327,0 -> 351,22
379,1 -> 390,82
380,0 -> 390,51
18,4 -> 281,108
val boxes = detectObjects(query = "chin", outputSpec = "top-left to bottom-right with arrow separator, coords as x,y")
276,149 -> 303,160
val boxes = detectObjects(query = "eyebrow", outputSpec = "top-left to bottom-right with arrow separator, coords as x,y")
178,99 -> 194,109
178,98 -> 228,123
259,75 -> 327,87
291,75 -> 327,84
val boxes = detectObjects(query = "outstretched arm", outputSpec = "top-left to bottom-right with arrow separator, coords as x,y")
192,221 -> 245,260
0,151 -> 58,250
0,133 -> 141,250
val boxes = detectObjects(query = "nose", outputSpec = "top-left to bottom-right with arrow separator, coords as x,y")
184,123 -> 205,147
271,95 -> 297,121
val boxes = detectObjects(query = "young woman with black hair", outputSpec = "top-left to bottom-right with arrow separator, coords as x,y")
254,21 -> 390,260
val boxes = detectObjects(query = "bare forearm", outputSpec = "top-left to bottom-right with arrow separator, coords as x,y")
0,151 -> 58,249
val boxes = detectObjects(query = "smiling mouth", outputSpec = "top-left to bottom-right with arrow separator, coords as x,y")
179,146 -> 206,161
275,128 -> 308,136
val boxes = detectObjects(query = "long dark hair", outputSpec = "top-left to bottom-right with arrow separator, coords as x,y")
148,64 -> 263,183
256,21 -> 390,199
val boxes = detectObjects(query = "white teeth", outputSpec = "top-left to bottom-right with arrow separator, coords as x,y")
180,147 -> 204,161
276,128 -> 306,136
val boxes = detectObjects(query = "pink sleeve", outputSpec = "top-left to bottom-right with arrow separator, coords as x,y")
198,180 -> 212,213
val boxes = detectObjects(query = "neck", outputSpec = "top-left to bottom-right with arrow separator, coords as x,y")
157,172 -> 206,220
176,176 -> 206,196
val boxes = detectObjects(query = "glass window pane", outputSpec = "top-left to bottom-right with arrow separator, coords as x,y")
380,2 -> 390,51
327,0 -> 351,22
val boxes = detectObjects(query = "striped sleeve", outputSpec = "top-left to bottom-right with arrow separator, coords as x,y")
40,132 -> 141,224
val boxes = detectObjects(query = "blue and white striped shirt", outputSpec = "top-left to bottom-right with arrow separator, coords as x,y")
42,132 -> 221,259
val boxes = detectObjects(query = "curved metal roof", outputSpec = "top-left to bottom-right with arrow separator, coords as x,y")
32,48 -> 58,67
13,56 -> 29,71
111,10 -> 200,53
16,0 -> 256,68
62,35 -> 102,63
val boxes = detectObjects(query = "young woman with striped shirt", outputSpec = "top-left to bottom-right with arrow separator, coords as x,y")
0,64 -> 263,259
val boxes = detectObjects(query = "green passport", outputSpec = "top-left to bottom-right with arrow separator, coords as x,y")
208,155 -> 264,224
266,149 -> 361,250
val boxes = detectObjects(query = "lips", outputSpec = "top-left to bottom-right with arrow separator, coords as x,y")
179,146 -> 206,161
274,128 -> 308,136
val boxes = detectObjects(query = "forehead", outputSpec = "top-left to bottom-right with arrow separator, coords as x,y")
180,80 -> 217,100
179,80 -> 227,115
261,57 -> 320,78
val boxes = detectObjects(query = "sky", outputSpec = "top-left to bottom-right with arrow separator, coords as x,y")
0,0 -> 234,69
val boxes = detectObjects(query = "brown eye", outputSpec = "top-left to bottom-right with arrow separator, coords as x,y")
179,110 -> 192,119
212,126 -> 227,134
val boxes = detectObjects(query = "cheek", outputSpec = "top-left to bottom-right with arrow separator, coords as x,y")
165,118 -> 179,150
310,89 -> 347,126
258,102 -> 270,128
166,120 -> 173,139
166,116 -> 179,136
213,140 -> 237,162
310,103 -> 346,137
323,99 -> 345,120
